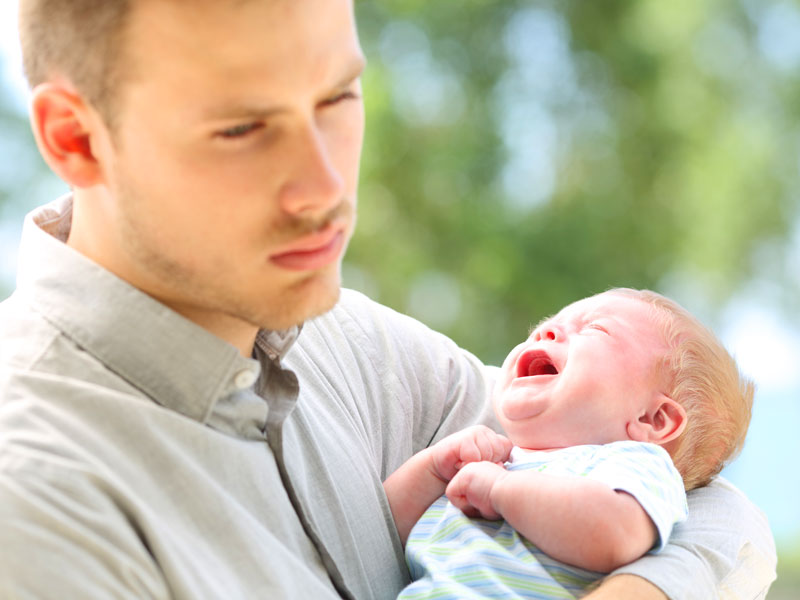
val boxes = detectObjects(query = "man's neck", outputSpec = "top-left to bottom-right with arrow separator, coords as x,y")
66,191 -> 261,358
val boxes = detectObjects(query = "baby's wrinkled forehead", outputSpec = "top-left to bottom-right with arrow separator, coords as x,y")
549,295 -> 606,321
527,299 -> 587,336
530,292 -> 669,344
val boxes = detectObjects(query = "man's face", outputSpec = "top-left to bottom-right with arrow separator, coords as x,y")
493,293 -> 669,450
87,0 -> 365,332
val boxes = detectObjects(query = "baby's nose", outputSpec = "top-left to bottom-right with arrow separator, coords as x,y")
533,323 -> 561,342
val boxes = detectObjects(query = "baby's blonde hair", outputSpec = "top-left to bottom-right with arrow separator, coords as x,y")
608,288 -> 754,490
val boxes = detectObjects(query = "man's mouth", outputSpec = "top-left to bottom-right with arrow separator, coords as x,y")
267,201 -> 353,272
516,349 -> 559,378
269,224 -> 347,271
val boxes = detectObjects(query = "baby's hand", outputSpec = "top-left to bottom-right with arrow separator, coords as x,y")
429,426 -> 511,483
446,461 -> 508,520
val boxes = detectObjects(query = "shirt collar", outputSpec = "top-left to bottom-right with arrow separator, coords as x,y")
16,195 -> 298,423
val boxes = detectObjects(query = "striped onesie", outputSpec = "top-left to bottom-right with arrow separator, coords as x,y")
400,441 -> 688,599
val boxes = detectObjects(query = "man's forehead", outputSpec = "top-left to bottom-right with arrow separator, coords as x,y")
121,0 -> 362,113
127,0 -> 360,73
195,56 -> 365,121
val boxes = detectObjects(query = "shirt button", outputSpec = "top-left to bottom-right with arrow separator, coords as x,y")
233,369 -> 258,389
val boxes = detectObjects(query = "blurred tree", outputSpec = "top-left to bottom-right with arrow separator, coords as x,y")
347,0 -> 799,364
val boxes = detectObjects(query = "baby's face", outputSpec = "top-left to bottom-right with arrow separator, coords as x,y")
494,292 -> 669,450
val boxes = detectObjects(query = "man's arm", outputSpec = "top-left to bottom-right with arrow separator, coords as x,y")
446,461 -> 658,572
0,469 -> 170,599
584,574 -> 668,600
603,477 -> 777,599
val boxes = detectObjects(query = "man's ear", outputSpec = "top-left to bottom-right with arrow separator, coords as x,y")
627,393 -> 687,445
29,82 -> 106,189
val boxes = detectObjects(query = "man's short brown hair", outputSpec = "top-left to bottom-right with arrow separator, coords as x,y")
18,0 -> 132,124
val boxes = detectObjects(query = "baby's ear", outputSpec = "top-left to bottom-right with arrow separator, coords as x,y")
627,393 -> 687,445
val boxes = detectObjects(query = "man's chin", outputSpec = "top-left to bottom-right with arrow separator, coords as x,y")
257,276 -> 342,331
297,283 -> 341,323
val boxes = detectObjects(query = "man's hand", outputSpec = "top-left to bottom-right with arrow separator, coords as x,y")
428,426 -> 511,483
445,460 -> 507,520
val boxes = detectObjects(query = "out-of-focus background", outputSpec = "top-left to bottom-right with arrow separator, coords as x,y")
1,0 -> 798,596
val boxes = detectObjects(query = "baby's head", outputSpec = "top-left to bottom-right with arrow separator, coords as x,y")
493,288 -> 753,490
613,288 -> 754,489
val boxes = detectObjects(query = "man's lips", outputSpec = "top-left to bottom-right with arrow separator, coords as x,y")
516,349 -> 559,378
269,223 -> 347,271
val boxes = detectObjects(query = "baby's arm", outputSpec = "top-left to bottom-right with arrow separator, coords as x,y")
446,462 -> 657,573
383,426 -> 511,544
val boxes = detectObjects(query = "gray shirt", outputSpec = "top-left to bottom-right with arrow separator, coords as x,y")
0,197 -> 777,599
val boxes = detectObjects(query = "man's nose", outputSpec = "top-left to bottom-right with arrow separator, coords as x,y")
277,124 -> 345,217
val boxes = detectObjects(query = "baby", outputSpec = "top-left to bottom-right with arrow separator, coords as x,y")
384,288 -> 754,598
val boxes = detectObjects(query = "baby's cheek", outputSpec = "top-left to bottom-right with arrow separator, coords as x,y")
501,343 -> 526,376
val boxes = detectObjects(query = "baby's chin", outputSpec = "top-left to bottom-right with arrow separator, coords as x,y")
495,388 -> 549,424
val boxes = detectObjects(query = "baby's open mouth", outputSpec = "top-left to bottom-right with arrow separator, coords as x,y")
517,350 -> 559,378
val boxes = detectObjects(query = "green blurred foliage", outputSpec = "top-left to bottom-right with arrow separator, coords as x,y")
772,547 -> 800,599
347,0 -> 799,365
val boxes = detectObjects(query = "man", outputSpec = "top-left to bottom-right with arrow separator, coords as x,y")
0,0 -> 776,598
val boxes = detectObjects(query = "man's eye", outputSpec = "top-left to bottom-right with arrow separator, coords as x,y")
217,122 -> 264,139
321,90 -> 360,107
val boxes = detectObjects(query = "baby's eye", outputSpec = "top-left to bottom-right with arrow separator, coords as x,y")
216,122 -> 264,139
584,322 -> 609,334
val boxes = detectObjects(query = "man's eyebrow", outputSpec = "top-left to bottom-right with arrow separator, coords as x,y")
200,102 -> 285,122
199,57 -> 367,122
330,56 -> 367,91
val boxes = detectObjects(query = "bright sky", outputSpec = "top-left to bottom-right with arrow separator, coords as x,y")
0,1 -> 26,112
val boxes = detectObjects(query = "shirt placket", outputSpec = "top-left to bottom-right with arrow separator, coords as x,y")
261,359 -> 355,600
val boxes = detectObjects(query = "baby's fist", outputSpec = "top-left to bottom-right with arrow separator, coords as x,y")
446,461 -> 507,520
430,426 -> 511,482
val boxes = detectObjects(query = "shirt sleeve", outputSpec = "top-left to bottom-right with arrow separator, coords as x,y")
610,476 -> 777,600
581,442 -> 688,552
333,289 -> 500,478
0,464 -> 170,600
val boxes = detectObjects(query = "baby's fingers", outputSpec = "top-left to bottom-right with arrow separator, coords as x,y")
472,427 -> 512,464
446,462 -> 504,520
